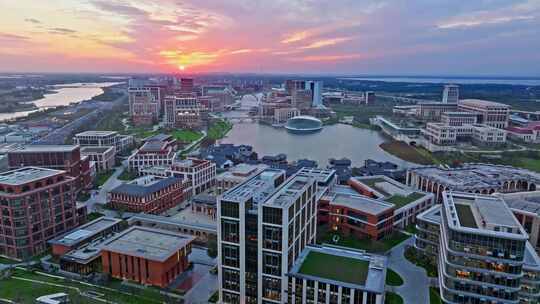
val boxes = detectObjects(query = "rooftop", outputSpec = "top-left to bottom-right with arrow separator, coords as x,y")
110,176 -> 182,198
265,174 -> 314,207
289,246 -> 386,292
222,168 -> 285,204
101,226 -> 194,262
10,145 -> 79,153
49,217 -> 122,247
444,192 -> 527,238
417,205 -> 442,225
0,167 -> 65,186
352,175 -> 431,208
409,164 -> 540,191
330,186 -> 394,215
498,191 -> 540,215
459,99 -> 510,108
297,167 -> 336,186
75,130 -> 118,137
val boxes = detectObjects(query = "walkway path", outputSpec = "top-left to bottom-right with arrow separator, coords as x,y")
387,237 -> 430,304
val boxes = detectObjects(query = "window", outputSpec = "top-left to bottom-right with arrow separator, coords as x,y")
263,252 -> 281,276
221,219 -> 239,243
221,201 -> 239,218
222,244 -> 239,268
263,207 -> 282,225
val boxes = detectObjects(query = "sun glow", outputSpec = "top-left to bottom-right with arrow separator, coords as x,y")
179,65 -> 186,70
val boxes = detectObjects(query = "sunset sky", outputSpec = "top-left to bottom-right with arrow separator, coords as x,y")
1,0 -> 539,75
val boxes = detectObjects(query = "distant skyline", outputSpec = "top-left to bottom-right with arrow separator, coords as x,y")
1,0 -> 539,75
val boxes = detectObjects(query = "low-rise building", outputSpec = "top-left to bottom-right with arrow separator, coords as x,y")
471,124 -> 507,146
274,107 -> 300,124
406,164 -> 540,202
80,146 -> 115,173
287,246 -> 387,304
74,131 -> 134,153
424,123 -> 457,146
127,135 -> 178,172
49,216 -> 124,274
350,176 -> 434,228
109,175 -> 187,214
458,99 -> 510,129
191,193 -> 217,220
416,102 -> 458,121
167,158 -> 216,197
0,167 -> 80,260
101,226 -> 194,288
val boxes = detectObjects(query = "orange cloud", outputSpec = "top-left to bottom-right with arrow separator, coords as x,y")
281,31 -> 310,43
300,37 -> 353,49
159,49 -> 220,69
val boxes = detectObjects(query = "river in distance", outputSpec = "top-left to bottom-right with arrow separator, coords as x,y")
219,94 -> 413,169
0,82 -> 121,122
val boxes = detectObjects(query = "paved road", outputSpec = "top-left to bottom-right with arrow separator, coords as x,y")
85,166 -> 125,213
387,237 -> 430,304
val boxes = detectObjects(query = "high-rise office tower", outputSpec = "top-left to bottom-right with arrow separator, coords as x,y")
308,81 -> 323,107
217,169 -> 319,303
442,84 -> 459,104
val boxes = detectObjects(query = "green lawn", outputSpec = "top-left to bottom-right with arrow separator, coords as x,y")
117,169 -> 138,181
430,287 -> 442,304
299,251 -> 369,285
385,269 -> 404,286
318,226 -> 410,253
208,291 -> 219,303
385,292 -> 404,304
404,223 -> 418,235
0,256 -> 19,264
385,192 -> 426,208
95,170 -> 114,187
404,247 -> 438,277
0,268 -> 166,304
169,129 -> 203,142
86,212 -> 104,222
208,119 -> 233,140
454,204 -> 477,228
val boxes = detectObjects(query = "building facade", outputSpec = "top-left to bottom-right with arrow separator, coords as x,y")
458,99 -> 510,129
163,94 -> 208,129
217,169 -> 319,303
0,167 -> 79,260
101,226 -> 194,288
73,131 -> 134,153
80,146 -> 115,173
216,164 -> 269,195
128,87 -> 161,126
108,176 -> 186,214
127,135 -> 178,172
167,158 -> 216,197
7,145 -> 92,191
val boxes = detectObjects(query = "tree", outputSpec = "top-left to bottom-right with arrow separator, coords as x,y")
207,235 -> 218,259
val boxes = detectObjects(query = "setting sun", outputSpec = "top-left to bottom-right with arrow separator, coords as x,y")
179,65 -> 186,71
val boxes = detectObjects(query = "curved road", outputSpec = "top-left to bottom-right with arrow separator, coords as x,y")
388,237 -> 430,304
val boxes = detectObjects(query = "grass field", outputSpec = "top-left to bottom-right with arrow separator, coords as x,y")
385,269 -> 404,286
208,119 -> 233,140
169,129 -> 203,142
0,268 -> 166,304
318,225 -> 410,253
430,287 -> 442,304
385,292 -> 404,304
95,170 -> 114,187
299,251 -> 369,285
379,141 -> 435,165
404,246 -> 438,277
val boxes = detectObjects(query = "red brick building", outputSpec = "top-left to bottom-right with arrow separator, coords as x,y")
318,185 -> 395,240
101,226 -> 194,288
108,176 -> 187,214
7,145 -> 92,192
0,167 -> 80,260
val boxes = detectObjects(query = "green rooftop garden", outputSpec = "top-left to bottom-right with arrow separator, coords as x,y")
385,192 -> 426,208
360,178 -> 389,196
455,204 -> 478,228
317,225 -> 410,253
169,129 -> 203,143
299,251 -> 369,285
